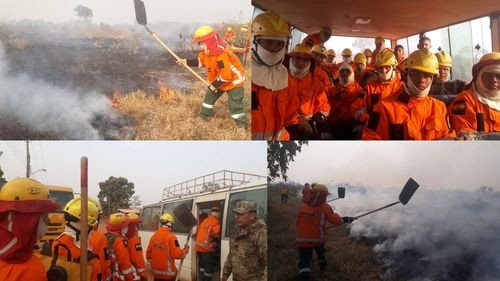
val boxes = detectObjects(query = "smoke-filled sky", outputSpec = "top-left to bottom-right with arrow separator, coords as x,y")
287,141 -> 500,191
0,141 -> 267,205
0,0 -> 251,24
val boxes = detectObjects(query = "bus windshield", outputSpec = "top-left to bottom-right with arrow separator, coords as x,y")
49,190 -> 74,211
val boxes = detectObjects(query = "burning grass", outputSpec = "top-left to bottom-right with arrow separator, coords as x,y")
114,79 -> 250,140
268,185 -> 382,281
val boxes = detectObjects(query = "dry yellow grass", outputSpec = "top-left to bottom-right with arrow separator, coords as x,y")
114,71 -> 251,140
268,185 -> 383,281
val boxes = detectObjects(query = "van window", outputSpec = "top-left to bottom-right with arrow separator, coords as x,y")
49,191 -> 74,211
140,205 -> 161,231
224,189 -> 267,237
162,199 -> 194,234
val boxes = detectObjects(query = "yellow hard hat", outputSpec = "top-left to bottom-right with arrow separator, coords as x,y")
160,213 -> 175,224
0,178 -> 60,213
312,183 -> 329,193
211,205 -> 220,212
251,12 -> 290,37
435,51 -> 452,68
375,49 -> 398,67
363,48 -> 373,57
291,43 -> 313,57
193,26 -> 215,42
108,212 -> 130,230
405,49 -> 439,75
311,44 -> 326,55
127,213 -> 142,223
87,197 -> 102,214
472,52 -> 500,80
342,48 -> 352,57
63,197 -> 99,226
375,36 -> 385,44
325,49 -> 336,57
354,53 -> 367,64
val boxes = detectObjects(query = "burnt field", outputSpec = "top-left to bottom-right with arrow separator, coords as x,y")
0,22 -> 250,140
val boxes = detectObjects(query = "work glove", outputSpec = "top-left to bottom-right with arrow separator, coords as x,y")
342,216 -> 356,224
183,245 -> 189,255
208,84 -> 221,95
310,112 -> 327,125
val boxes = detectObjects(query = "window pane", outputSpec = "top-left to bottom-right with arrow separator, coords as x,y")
224,189 -> 267,237
449,21 -> 474,82
49,190 -> 74,211
140,205 -> 161,231
471,17 -> 492,64
162,199 -> 194,234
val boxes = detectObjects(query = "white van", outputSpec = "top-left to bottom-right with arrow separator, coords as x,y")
139,171 -> 267,281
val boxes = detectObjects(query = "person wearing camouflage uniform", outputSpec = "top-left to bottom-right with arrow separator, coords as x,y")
222,201 -> 267,281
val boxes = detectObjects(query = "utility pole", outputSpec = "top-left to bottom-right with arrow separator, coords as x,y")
26,141 -> 31,178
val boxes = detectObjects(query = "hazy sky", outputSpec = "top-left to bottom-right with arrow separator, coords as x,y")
0,0 -> 251,24
287,142 -> 500,191
0,141 -> 266,205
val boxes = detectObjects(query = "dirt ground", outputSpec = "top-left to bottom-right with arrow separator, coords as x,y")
268,187 -> 383,281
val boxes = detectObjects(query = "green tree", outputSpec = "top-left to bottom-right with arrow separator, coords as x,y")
267,141 -> 308,181
130,195 -> 142,209
97,176 -> 135,215
74,5 -> 93,22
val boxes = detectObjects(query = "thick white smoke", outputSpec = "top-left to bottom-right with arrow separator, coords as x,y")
0,44 -> 112,139
330,184 -> 500,281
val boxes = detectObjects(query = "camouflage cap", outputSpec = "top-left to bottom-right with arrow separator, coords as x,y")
233,200 -> 257,214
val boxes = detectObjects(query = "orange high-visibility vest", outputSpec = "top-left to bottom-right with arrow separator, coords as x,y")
0,255 -> 47,281
146,226 -> 185,280
296,203 -> 343,248
195,215 -> 221,253
106,232 -> 134,281
199,48 -> 245,92
449,89 -> 500,133
290,73 -> 330,118
328,82 -> 363,125
90,229 -> 112,281
128,235 -> 146,278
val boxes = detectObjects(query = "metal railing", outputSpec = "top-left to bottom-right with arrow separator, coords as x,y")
162,170 -> 266,200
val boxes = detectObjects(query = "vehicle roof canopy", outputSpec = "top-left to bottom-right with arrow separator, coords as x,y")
252,0 -> 499,40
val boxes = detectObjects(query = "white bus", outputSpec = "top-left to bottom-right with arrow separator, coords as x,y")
139,171 -> 267,281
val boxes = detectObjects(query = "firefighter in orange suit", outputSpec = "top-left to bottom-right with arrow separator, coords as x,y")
289,43 -> 331,139
311,44 -> 333,88
251,12 -> 304,140
449,52 -> 500,135
178,26 -> 246,128
146,213 -> 189,281
195,206 -> 221,281
127,213 -> 147,281
362,49 -> 456,140
106,213 -> 135,281
0,178 -> 60,281
51,197 -> 102,281
296,183 -> 355,281
89,197 -> 112,281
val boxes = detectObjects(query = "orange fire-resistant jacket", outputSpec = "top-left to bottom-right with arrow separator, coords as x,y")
313,65 -> 332,89
328,82 -> 363,125
52,233 -> 102,281
449,89 -> 500,133
296,202 -> 343,248
0,255 -> 47,281
90,229 -> 112,281
198,48 -> 245,92
146,226 -> 185,280
195,215 -> 221,253
289,73 -> 330,118
351,77 -> 403,124
323,63 -> 339,82
362,90 -> 456,140
128,235 -> 146,278
251,79 -> 299,140
106,231 -> 134,281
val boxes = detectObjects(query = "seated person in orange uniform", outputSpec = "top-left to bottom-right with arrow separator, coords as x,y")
362,50 -> 456,140
328,63 -> 363,139
449,52 -> 500,136
288,43 -> 331,140
311,44 -> 333,88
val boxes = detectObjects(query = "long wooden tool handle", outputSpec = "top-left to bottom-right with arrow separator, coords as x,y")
80,156 -> 89,281
354,201 -> 400,220
175,228 -> 193,281
144,26 -> 211,86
